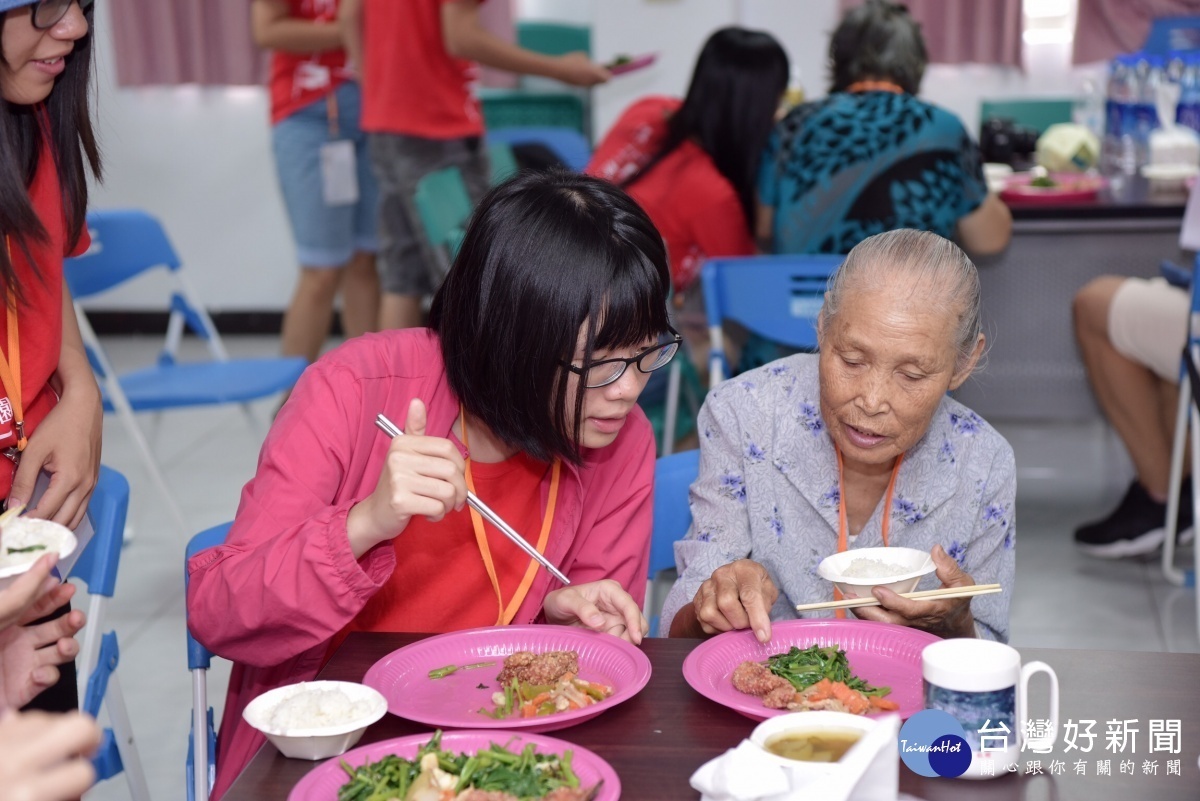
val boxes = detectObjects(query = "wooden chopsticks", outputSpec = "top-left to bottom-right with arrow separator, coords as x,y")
0,502 -> 26,529
794,583 -> 1002,613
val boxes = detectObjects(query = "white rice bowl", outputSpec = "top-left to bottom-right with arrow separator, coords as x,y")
816,546 -> 936,599
243,681 -> 387,760
0,517 -> 77,589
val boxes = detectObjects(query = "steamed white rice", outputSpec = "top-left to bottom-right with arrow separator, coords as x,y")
267,688 -> 374,732
841,557 -> 909,579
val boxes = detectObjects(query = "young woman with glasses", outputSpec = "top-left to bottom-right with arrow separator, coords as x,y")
0,0 -> 103,796
188,170 -> 678,799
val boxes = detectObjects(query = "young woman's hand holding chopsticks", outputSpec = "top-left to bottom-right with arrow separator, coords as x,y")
347,398 -> 468,559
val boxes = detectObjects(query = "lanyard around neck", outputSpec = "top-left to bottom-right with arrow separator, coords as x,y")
845,80 -> 905,94
0,238 -> 26,454
460,404 -> 561,626
831,446 -> 904,618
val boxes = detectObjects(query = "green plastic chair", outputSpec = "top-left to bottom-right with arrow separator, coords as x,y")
516,21 -> 590,57
480,89 -> 586,134
488,142 -> 519,185
413,167 -> 473,268
980,99 -> 1074,135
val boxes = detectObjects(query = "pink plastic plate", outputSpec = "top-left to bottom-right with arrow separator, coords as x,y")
362,625 -> 651,733
287,730 -> 620,801
681,619 -> 940,721
607,53 -> 657,75
999,172 -> 1107,204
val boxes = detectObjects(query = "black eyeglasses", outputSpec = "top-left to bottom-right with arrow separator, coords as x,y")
30,0 -> 92,30
563,334 -> 682,389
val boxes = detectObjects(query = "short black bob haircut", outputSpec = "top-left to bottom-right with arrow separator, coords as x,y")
428,170 -> 672,465
829,0 -> 927,96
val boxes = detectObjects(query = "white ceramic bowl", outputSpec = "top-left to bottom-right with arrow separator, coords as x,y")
817,546 -> 935,600
1140,162 -> 1199,191
242,681 -> 387,760
750,710 -> 879,775
0,518 -> 77,591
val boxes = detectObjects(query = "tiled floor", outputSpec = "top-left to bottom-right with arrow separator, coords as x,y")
77,335 -> 1198,801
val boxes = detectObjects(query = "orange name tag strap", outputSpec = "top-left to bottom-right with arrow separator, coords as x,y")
0,238 -> 25,452
830,447 -> 904,619
461,404 -> 561,625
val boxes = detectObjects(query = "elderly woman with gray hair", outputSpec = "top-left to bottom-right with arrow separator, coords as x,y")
663,229 -> 1015,643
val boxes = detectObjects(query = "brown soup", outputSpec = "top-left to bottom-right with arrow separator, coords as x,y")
764,728 -> 862,762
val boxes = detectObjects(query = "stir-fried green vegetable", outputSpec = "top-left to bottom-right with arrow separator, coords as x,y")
5,544 -> 46,554
427,661 -> 496,680
337,730 -> 581,801
765,645 -> 890,697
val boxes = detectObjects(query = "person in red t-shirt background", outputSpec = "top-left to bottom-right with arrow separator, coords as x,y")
588,28 -> 789,298
251,0 -> 380,366
339,0 -> 612,331
587,28 -> 788,373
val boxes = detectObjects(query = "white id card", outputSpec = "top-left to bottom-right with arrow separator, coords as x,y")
320,140 -> 359,207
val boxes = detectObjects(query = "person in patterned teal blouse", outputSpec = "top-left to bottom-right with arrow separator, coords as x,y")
756,0 -> 1011,258
663,229 -> 1016,643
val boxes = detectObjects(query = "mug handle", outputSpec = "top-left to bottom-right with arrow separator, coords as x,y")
1018,661 -> 1059,750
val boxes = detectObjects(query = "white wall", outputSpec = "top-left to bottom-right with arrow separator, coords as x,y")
88,0 -> 1106,311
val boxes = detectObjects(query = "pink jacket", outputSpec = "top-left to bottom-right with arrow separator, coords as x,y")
187,329 -> 655,799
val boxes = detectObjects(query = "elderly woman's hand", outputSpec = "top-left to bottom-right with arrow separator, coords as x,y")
686,559 -> 778,643
851,545 -> 976,638
543,580 -> 649,645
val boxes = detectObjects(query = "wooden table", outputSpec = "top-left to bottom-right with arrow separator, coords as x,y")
226,634 -> 1200,801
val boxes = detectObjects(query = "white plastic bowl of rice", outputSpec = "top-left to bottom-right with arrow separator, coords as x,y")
0,517 -> 77,591
816,546 -> 936,600
242,680 -> 387,760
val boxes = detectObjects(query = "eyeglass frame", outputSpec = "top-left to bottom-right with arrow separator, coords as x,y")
561,331 -> 683,389
30,0 -> 92,31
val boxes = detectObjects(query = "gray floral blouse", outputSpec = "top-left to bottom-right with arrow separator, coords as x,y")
660,354 -> 1016,641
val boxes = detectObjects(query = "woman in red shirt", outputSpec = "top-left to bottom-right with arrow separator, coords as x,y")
1,0 -> 101,709
587,27 -> 789,295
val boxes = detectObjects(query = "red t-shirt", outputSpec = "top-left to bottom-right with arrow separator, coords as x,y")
360,0 -> 484,138
588,96 -> 756,293
0,121 -> 90,498
326,446 -> 551,656
267,0 -> 351,125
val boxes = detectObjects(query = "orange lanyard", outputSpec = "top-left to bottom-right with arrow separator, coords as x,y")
0,238 -> 26,457
831,447 -> 904,618
460,405 -> 562,626
845,80 -> 905,94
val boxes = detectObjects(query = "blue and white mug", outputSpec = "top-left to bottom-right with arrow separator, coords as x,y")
922,639 -> 1059,779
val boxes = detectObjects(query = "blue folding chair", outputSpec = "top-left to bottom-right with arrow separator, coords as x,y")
64,210 -> 308,529
185,522 -> 231,801
69,465 -> 150,801
647,449 -> 699,636
699,254 -> 844,388
1161,256 -> 1199,625
485,127 -> 592,172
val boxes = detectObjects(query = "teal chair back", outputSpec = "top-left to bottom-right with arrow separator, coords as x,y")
516,21 -> 590,57
413,167 -> 474,265
488,142 -> 520,184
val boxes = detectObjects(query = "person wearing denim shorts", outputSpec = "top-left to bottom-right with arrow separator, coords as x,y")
254,0 -> 380,364
340,0 -> 611,330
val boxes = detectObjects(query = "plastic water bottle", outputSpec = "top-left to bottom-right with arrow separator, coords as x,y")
1104,54 -> 1140,173
1178,52 -> 1200,134
1073,78 -> 1105,141
1134,54 -> 1166,167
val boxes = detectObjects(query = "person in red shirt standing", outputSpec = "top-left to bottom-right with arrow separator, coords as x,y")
339,0 -> 611,330
588,28 -> 789,297
252,0 -> 380,365
0,0 -> 102,742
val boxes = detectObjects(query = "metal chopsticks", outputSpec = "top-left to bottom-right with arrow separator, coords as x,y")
374,413 -> 570,585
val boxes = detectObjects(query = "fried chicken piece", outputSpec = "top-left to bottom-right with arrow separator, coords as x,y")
496,650 -> 580,686
731,661 -> 792,697
762,683 -> 800,709
454,791 -> 520,801
544,787 -> 600,801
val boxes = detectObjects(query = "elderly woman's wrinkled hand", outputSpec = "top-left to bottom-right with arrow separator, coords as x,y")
543,580 -> 649,645
852,545 -> 977,638
691,559 -> 779,643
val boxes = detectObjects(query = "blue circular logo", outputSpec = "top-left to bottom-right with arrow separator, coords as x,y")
898,709 -> 972,777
